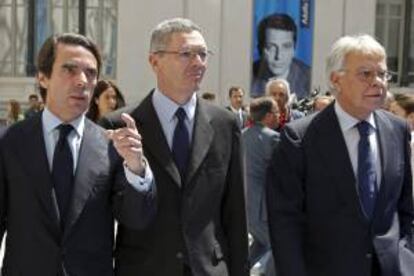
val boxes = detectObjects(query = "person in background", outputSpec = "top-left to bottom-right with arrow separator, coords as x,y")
242,96 -> 279,276
265,78 -> 303,130
252,13 -> 310,99
389,92 -> 414,187
100,17 -> 249,276
6,99 -> 24,125
86,80 -> 126,123
24,94 -> 41,119
0,33 -> 156,276
312,94 -> 335,112
225,86 -> 249,129
266,34 -> 414,276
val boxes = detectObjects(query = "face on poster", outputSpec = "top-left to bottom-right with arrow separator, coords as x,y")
251,0 -> 313,100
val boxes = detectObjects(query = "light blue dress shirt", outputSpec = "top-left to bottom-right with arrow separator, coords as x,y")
42,108 -> 152,191
334,102 -> 382,186
152,88 -> 197,150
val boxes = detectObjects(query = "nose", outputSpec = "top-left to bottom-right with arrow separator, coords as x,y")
75,71 -> 87,87
273,46 -> 280,60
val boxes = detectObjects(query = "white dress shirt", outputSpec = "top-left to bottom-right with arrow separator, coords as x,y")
334,102 -> 382,186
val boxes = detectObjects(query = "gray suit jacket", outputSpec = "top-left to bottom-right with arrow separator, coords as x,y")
267,103 -> 414,276
100,93 -> 249,276
242,124 -> 279,243
0,114 -> 156,276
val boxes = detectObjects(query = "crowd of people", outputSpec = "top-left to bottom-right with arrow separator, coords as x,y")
0,17 -> 414,276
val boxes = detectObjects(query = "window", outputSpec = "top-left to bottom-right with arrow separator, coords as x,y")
376,0 -> 414,86
0,0 -> 117,78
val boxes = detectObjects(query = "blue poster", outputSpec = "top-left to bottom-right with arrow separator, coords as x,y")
251,0 -> 314,100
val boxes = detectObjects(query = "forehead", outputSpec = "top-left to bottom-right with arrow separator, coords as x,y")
343,51 -> 386,69
231,89 -> 244,96
54,43 -> 98,68
265,29 -> 294,43
167,30 -> 206,49
270,82 -> 287,93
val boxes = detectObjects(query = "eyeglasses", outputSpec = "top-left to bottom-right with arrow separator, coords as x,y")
154,49 -> 213,63
342,68 -> 393,83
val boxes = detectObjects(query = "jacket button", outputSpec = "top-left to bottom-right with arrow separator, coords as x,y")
366,253 -> 372,259
176,252 -> 183,259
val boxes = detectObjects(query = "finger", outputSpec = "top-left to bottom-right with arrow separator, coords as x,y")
121,113 -> 137,130
106,130 -> 114,140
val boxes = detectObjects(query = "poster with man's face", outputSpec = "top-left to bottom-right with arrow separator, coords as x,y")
251,0 -> 313,100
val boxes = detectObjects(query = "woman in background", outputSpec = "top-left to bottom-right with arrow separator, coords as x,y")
86,80 -> 126,122
6,99 -> 24,125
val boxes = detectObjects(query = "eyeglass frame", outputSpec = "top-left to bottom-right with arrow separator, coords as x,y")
153,49 -> 214,63
339,67 -> 394,83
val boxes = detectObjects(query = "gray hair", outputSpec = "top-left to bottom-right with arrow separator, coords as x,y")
150,18 -> 202,52
325,34 -> 386,93
265,78 -> 291,99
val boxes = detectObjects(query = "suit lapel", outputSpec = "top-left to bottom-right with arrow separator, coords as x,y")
18,115 -> 61,235
186,100 -> 214,186
316,105 -> 368,224
63,120 -> 105,238
133,93 -> 182,186
372,111 -> 397,222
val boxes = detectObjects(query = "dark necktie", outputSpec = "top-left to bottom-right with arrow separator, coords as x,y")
356,121 -> 378,220
52,124 -> 74,228
172,107 -> 190,180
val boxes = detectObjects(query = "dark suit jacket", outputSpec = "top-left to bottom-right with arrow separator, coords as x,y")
0,114 -> 156,276
100,92 -> 249,276
266,103 -> 414,276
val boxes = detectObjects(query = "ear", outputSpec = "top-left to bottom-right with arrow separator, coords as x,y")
37,72 -> 49,90
330,71 -> 342,92
148,53 -> 159,72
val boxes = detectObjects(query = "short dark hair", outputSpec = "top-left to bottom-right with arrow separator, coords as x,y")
36,33 -> 102,99
257,13 -> 297,56
28,94 -> 39,101
86,80 -> 125,122
228,86 -> 244,98
249,97 -> 276,122
201,92 -> 216,101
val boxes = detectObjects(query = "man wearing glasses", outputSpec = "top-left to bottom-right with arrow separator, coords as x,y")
266,34 -> 414,276
100,18 -> 249,276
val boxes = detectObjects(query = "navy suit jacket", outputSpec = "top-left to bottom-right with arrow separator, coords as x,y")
0,114 -> 156,276
266,103 -> 414,276
100,93 -> 249,276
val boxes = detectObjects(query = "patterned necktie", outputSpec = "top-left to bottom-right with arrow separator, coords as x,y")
172,107 -> 190,181
52,124 -> 74,228
356,121 -> 378,220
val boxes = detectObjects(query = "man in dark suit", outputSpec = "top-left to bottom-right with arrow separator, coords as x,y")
225,86 -> 249,129
266,34 -> 414,276
242,97 -> 279,275
0,33 -> 156,276
100,18 -> 249,276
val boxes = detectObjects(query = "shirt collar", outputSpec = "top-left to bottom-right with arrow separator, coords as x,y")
42,107 -> 85,138
334,101 -> 376,132
153,88 -> 197,122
